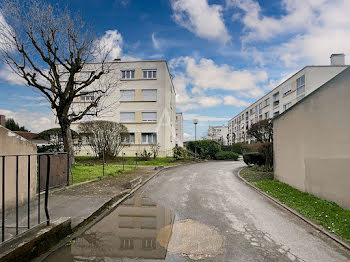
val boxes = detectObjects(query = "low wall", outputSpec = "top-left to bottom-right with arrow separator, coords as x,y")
0,126 -> 37,209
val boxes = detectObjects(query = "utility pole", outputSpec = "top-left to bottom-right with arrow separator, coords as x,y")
193,119 -> 198,159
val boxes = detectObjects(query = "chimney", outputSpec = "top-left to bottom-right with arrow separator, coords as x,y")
330,53 -> 345,65
0,115 -> 5,126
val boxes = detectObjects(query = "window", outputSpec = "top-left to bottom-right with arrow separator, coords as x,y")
143,70 -> 157,79
259,115 -> 262,121
283,84 -> 292,95
296,75 -> 305,95
297,94 -> 305,102
142,89 -> 157,101
273,92 -> 279,106
273,107 -> 279,117
120,239 -> 134,249
120,90 -> 135,101
142,133 -> 157,144
120,112 -> 135,122
283,102 -> 292,111
142,112 -> 157,122
121,70 -> 135,79
255,105 -> 258,115
250,108 -> 254,115
80,93 -> 94,102
265,97 -> 270,106
122,133 -> 135,144
258,103 -> 262,114
142,239 -> 156,250
265,111 -> 270,119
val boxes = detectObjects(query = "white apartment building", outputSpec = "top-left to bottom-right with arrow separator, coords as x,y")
63,60 -> 176,157
228,54 -> 348,144
208,125 -> 229,145
175,112 -> 184,147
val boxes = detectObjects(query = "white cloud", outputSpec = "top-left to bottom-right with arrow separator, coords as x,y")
0,109 -> 52,133
183,132 -> 191,139
0,65 -> 26,85
170,56 -> 266,111
183,113 -> 230,122
171,0 -> 230,43
151,33 -> 161,50
223,95 -> 249,107
230,0 -> 350,66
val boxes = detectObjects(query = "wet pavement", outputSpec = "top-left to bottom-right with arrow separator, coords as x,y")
44,161 -> 350,261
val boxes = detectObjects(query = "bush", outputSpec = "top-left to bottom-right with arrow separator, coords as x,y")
243,152 -> 265,166
241,142 -> 262,154
173,145 -> 192,160
215,151 -> 239,160
220,145 -> 232,152
186,140 -> 221,159
258,142 -> 273,170
139,149 -> 151,161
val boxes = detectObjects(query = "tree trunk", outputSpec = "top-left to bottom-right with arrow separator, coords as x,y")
61,122 -> 75,168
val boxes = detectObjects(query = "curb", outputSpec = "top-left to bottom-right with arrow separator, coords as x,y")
33,163 -> 186,262
237,168 -> 350,252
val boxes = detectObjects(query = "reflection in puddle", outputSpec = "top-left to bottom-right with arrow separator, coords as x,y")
45,193 -> 175,261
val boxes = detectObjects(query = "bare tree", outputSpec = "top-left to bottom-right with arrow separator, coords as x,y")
0,0 -> 116,166
150,143 -> 160,159
79,121 -> 129,159
247,119 -> 273,143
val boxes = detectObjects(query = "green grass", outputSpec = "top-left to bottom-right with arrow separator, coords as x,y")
75,156 -> 180,166
71,162 -> 134,184
240,167 -> 350,242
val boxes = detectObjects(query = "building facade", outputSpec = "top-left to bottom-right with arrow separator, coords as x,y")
208,125 -> 228,145
61,60 -> 176,157
273,66 -> 350,209
175,112 -> 184,147
228,55 -> 348,144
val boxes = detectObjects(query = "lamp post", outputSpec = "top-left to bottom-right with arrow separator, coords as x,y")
193,119 -> 198,159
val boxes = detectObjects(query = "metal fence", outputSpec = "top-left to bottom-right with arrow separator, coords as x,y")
0,152 -> 69,243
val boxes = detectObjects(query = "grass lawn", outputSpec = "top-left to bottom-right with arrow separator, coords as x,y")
240,166 -> 350,242
71,162 -> 135,185
75,156 -> 180,166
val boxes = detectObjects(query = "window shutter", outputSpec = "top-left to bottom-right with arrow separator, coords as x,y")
120,112 -> 135,122
142,89 -> 157,101
121,90 -> 135,101
142,112 -> 157,121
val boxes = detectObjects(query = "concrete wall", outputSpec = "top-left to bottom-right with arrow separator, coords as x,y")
273,67 -> 350,209
0,126 -> 37,209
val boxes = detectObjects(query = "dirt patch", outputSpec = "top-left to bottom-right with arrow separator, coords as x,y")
53,167 -> 157,198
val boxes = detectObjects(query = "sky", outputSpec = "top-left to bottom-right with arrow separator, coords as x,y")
0,0 -> 350,140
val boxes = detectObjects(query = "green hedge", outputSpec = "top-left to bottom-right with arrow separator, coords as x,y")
186,140 -> 221,159
215,151 -> 239,160
243,152 -> 265,166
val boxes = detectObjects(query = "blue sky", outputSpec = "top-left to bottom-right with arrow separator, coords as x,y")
0,0 -> 349,140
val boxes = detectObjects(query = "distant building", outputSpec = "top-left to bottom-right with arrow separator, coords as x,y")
228,54 -> 348,144
56,60 -> 176,157
273,66 -> 350,209
13,131 -> 49,147
208,125 -> 228,145
175,112 -> 183,147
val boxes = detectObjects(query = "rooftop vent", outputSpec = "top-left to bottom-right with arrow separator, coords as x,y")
114,58 -> 121,62
330,53 -> 345,65
0,115 -> 5,126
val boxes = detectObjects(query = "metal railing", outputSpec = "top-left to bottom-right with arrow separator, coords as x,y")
0,152 -> 69,243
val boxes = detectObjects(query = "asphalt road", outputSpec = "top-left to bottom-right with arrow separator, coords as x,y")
139,161 -> 350,262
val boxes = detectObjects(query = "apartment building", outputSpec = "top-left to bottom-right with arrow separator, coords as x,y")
208,125 -> 229,145
228,54 -> 348,144
65,60 -> 176,157
175,112 -> 184,147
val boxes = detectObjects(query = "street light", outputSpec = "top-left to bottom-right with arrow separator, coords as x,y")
193,119 -> 198,159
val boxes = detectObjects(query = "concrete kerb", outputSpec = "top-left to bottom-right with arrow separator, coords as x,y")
33,163 -> 191,262
236,167 -> 350,252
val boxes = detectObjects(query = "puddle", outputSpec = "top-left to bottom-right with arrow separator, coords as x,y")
44,192 -> 175,261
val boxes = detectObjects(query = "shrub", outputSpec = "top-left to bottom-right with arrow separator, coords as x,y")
220,145 -> 232,152
215,151 -> 239,160
139,149 -> 151,161
258,142 -> 273,170
243,152 -> 265,166
186,140 -> 221,159
241,142 -> 262,154
173,145 -> 192,160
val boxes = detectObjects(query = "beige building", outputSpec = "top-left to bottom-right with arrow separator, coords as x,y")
62,60 -> 176,157
273,66 -> 350,210
208,125 -> 228,145
228,54 -> 348,144
175,112 -> 183,147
